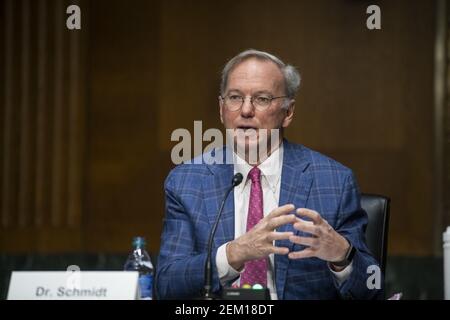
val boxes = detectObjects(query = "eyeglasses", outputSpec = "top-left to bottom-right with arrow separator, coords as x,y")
220,94 -> 287,111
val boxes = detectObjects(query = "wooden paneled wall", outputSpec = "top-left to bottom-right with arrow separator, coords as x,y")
443,0 -> 450,236
0,0 -> 442,256
0,0 -> 85,252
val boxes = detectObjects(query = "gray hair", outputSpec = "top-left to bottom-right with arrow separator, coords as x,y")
220,49 -> 301,108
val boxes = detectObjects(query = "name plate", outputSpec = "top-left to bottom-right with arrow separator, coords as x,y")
7,271 -> 139,300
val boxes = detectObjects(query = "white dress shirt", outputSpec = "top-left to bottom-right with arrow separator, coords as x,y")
216,142 -> 352,300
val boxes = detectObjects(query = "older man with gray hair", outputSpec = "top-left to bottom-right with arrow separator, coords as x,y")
156,49 -> 382,300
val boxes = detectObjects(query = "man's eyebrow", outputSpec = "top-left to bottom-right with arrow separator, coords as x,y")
227,89 -> 244,94
226,89 -> 274,95
253,90 -> 273,96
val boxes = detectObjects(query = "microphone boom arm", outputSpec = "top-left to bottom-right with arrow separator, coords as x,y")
203,173 -> 243,299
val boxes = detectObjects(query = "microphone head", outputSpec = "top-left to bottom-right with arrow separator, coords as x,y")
232,173 -> 243,187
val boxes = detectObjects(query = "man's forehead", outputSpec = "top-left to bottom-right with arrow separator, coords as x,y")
227,58 -> 284,90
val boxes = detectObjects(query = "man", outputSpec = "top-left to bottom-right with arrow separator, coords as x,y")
156,49 -> 382,299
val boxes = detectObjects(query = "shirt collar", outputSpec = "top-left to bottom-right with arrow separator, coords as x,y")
233,142 -> 284,194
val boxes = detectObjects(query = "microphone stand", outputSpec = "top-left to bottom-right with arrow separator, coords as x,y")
202,173 -> 243,300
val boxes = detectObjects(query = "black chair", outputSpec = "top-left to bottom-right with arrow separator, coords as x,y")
360,193 -> 390,275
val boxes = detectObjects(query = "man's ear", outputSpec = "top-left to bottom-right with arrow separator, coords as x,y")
219,97 -> 224,124
282,101 -> 295,128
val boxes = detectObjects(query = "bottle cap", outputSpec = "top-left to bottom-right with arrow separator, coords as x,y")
133,236 -> 146,248
444,227 -> 450,243
252,284 -> 263,290
241,284 -> 252,289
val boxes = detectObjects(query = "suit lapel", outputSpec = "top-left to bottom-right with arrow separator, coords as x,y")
203,148 -> 235,248
275,140 -> 313,299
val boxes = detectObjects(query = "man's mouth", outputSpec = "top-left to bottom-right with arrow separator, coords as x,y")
236,126 -> 258,131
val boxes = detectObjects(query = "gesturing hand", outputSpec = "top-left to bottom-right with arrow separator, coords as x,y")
288,208 -> 350,266
226,204 -> 297,271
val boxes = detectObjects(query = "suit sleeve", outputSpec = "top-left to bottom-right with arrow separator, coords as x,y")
333,171 -> 384,300
155,172 -> 221,299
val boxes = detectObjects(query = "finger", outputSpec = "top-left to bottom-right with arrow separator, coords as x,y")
288,248 -> 315,259
267,214 -> 297,230
293,219 -> 319,236
267,204 -> 296,219
289,235 -> 317,247
296,208 -> 322,225
295,217 -> 314,226
271,246 -> 290,255
268,231 -> 294,241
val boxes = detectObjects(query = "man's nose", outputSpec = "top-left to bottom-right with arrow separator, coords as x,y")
240,96 -> 255,117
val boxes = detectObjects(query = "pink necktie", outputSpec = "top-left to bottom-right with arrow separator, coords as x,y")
240,166 -> 267,287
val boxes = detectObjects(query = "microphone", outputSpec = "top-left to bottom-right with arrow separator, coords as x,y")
203,172 -> 243,299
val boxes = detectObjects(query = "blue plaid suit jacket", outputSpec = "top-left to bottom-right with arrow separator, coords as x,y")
156,140 -> 382,299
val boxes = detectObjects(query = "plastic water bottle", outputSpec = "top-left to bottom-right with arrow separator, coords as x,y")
124,236 -> 154,300
444,227 -> 450,300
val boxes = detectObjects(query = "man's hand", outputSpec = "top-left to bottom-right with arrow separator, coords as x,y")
226,204 -> 296,271
288,208 -> 350,268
